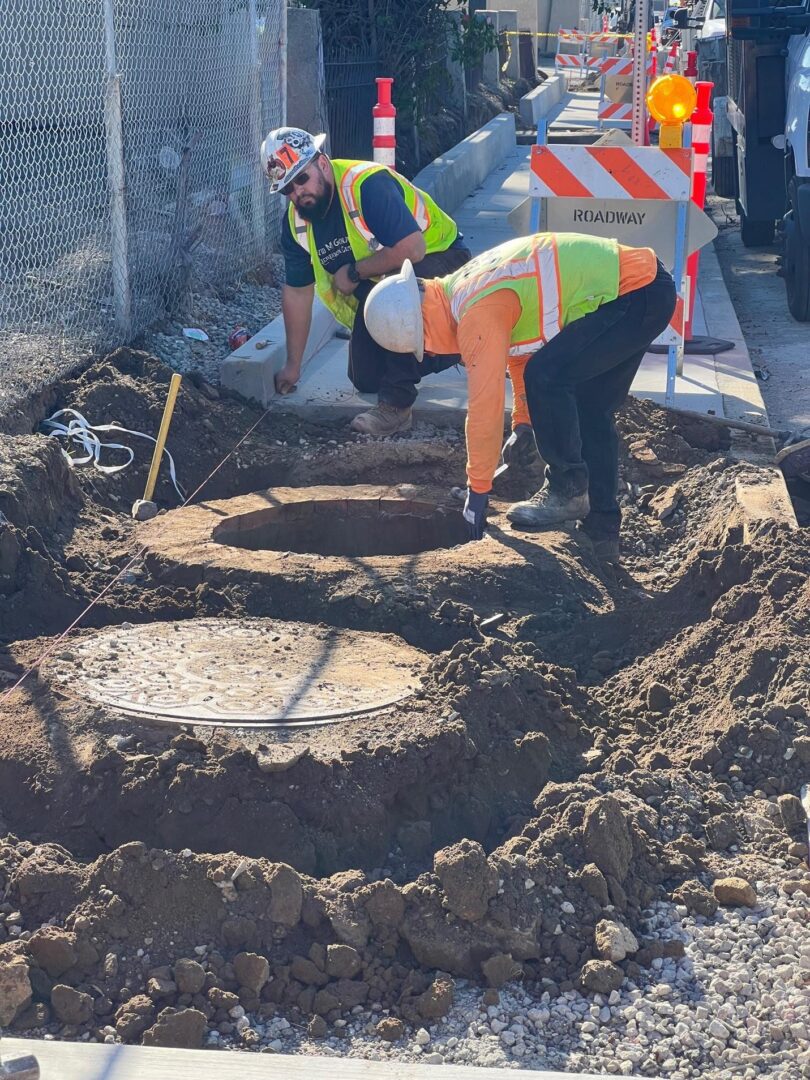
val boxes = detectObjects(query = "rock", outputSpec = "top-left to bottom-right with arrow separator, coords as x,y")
778,793 -> 805,832
649,484 -> 682,521
433,840 -> 498,921
577,863 -> 610,906
174,958 -> 206,996
290,955 -> 329,987
312,988 -> 340,1015
481,953 -> 522,988
0,956 -> 32,1026
255,745 -> 309,773
308,1014 -> 328,1038
792,736 -> 810,764
27,927 -> 78,978
377,1016 -> 405,1042
332,978 -> 369,1009
364,879 -> 405,927
234,952 -> 270,993
646,681 -> 673,713
415,975 -> 454,1019
51,984 -> 94,1025
115,995 -> 156,1041
325,944 -> 362,979
672,879 -> 718,918
706,814 -> 740,851
713,876 -> 757,907
578,960 -> 624,995
266,864 -> 303,927
147,976 -> 177,1000
142,1007 -> 207,1049
582,796 -> 633,882
594,920 -> 639,963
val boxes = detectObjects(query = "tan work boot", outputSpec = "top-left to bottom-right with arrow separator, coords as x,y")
350,403 -> 412,436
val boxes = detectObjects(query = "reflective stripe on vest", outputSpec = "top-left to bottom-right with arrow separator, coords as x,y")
339,162 -> 431,249
449,237 -> 563,355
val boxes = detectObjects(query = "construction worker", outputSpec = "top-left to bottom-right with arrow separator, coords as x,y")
261,127 -> 471,436
362,233 -> 676,559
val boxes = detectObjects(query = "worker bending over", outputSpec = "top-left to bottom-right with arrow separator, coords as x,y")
262,126 -> 470,436
362,232 -> 676,560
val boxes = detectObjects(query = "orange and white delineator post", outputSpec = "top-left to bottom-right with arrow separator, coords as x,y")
684,81 -> 713,341
372,77 -> 396,167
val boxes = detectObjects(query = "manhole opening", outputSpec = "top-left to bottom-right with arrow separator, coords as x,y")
213,498 -> 469,557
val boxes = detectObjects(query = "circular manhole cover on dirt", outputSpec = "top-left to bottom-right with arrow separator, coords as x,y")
45,619 -> 425,727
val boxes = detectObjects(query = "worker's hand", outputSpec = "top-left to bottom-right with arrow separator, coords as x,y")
463,489 -> 489,541
502,424 -> 539,470
332,263 -> 359,297
274,361 -> 301,396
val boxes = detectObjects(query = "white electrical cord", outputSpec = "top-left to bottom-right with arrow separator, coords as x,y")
42,407 -> 185,499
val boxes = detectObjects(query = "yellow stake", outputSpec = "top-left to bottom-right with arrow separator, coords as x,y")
142,373 -> 182,504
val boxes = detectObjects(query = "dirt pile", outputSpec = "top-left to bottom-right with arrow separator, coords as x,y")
0,349 -> 807,1054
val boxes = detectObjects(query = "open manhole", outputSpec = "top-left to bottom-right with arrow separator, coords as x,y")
213,495 -> 468,557
44,618 -> 425,727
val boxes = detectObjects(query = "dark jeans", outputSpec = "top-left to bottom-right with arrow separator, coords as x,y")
523,260 -> 676,514
348,244 -> 472,408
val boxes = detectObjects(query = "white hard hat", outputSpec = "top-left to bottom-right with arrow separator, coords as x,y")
363,260 -> 424,362
260,127 -> 327,194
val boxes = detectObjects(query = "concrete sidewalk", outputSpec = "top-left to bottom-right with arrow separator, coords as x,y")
269,145 -> 765,427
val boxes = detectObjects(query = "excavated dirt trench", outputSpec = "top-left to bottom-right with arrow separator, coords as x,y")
0,348 -> 808,1052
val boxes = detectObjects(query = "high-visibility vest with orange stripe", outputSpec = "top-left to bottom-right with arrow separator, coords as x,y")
440,233 -> 621,355
288,159 -> 458,329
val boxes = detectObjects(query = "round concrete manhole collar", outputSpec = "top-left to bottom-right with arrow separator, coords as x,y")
45,618 -> 426,727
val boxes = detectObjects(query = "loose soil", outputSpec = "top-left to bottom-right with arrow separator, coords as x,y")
0,348 -> 807,1058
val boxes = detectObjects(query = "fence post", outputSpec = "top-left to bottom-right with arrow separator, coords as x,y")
102,0 -> 132,341
373,78 -> 396,166
247,0 -> 266,262
631,0 -> 649,145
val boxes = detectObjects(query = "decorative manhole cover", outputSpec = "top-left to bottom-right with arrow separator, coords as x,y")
45,618 -> 425,727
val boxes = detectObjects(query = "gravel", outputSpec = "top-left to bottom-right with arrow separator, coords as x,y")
197,881 -> 810,1078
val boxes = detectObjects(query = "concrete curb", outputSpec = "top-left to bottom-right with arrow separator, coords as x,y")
519,74 -> 565,126
413,112 -> 517,216
220,298 -> 340,407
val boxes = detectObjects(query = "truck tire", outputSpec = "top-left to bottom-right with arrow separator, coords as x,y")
784,180 -> 810,322
740,209 -> 775,247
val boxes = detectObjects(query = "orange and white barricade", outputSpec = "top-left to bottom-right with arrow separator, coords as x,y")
529,141 -> 694,405
596,55 -> 654,128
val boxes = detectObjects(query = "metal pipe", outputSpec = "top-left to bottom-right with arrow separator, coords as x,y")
102,0 -> 132,341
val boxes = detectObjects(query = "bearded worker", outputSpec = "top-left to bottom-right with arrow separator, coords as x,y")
361,232 -> 676,560
261,127 -> 471,435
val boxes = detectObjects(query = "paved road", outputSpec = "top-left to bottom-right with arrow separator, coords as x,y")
710,196 -> 810,435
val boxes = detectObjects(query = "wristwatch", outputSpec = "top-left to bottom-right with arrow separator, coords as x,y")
346,262 -> 361,284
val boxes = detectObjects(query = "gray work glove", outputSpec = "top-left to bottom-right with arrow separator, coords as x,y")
501,423 -> 539,470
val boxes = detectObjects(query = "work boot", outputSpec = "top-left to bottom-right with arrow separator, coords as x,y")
579,511 -> 621,564
506,485 -> 590,527
350,403 -> 412,436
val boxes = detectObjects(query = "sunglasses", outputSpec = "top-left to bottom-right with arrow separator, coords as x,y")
280,155 -> 320,197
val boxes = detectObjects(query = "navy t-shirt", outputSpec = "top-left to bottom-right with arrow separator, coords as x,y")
281,170 -> 458,287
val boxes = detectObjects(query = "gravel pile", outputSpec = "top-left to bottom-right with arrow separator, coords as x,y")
203,881 -> 810,1078
140,271 -> 283,387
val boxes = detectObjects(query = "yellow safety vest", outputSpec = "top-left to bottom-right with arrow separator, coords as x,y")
288,159 -> 459,329
441,233 -> 622,355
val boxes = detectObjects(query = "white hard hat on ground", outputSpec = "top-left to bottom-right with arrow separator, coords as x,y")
261,127 -> 327,194
363,259 -> 424,362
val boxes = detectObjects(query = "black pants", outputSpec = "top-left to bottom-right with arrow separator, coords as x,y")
348,244 -> 472,408
523,261 -> 676,514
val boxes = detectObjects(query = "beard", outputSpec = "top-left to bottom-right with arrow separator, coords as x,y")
295,184 -> 333,221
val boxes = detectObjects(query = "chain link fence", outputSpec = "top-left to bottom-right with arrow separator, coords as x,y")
0,0 -> 285,397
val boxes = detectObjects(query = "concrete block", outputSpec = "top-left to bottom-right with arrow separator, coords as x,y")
518,73 -> 564,125
496,10 -> 521,78
413,112 -> 517,216
220,298 -> 340,406
477,12 -> 501,89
